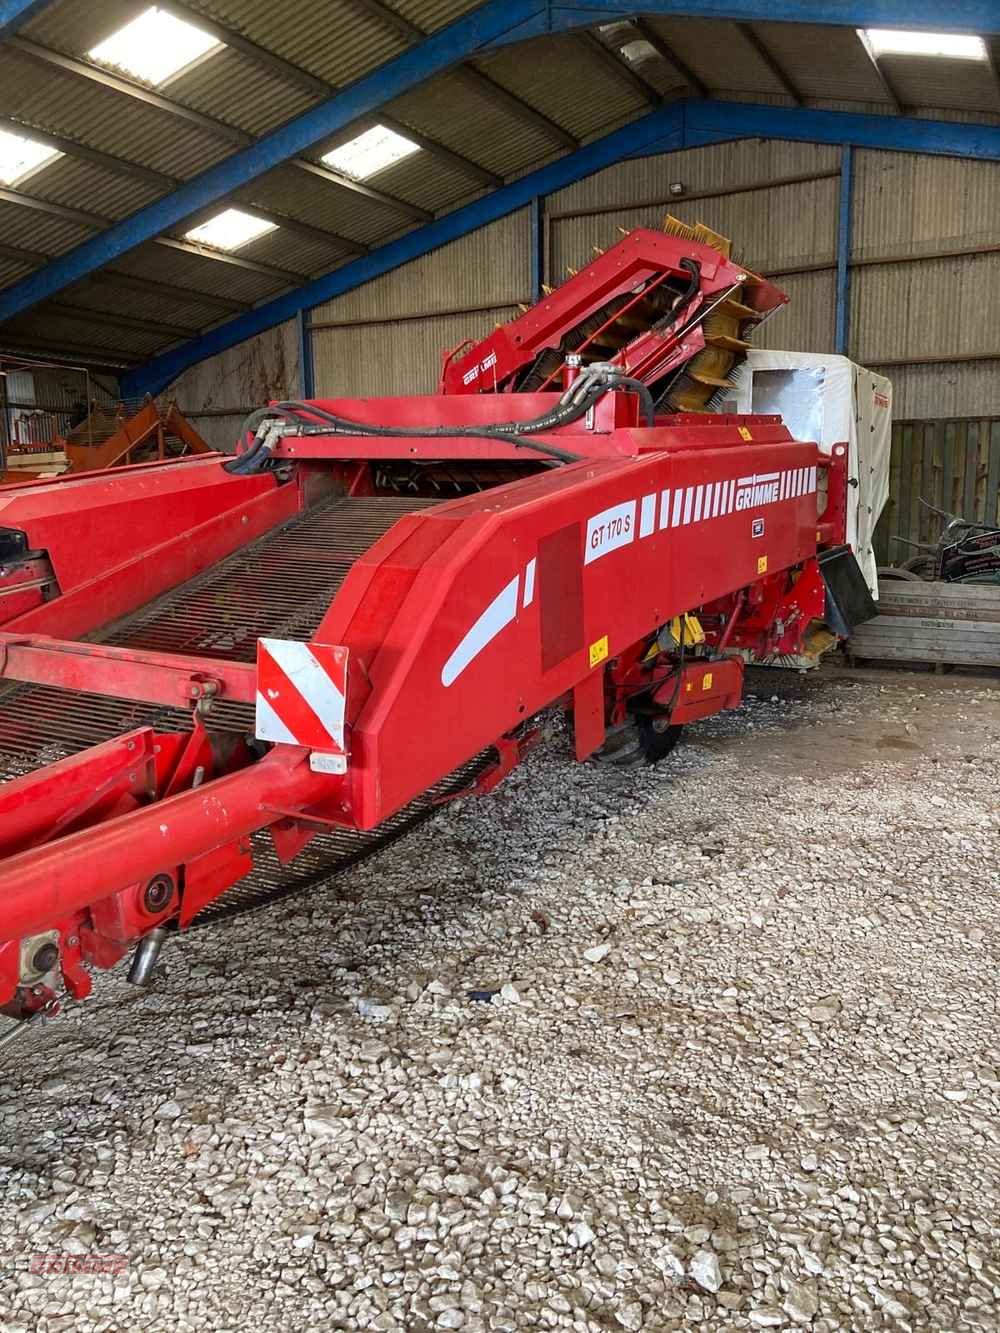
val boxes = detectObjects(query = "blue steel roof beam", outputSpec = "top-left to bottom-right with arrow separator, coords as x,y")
0,0 -> 48,38
122,96 -> 1000,398
0,0 -> 549,325
490,0 -> 1000,49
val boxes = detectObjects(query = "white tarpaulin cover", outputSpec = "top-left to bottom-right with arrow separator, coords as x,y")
727,351 -> 892,597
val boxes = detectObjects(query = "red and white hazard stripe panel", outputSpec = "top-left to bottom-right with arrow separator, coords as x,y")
255,638 -> 349,774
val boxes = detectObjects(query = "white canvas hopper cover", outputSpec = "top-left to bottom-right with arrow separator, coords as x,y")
727,351 -> 892,598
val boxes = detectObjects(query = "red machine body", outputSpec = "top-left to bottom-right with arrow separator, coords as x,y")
0,225 -> 858,1026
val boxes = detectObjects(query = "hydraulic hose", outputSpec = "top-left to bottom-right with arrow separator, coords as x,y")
224,360 -> 654,475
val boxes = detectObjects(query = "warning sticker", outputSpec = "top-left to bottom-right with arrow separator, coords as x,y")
589,635 -> 609,668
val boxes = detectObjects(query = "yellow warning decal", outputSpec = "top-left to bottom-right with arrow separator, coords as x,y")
589,635 -> 609,668
738,426 -> 753,441
702,671 -> 713,690
757,555 -> 768,575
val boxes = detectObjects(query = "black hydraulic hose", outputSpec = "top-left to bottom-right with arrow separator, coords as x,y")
225,360 -> 658,475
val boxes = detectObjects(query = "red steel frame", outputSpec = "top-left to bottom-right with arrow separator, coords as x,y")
0,229 -> 851,1021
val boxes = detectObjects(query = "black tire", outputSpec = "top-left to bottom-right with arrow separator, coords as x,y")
597,714 -> 684,766
635,714 -> 685,763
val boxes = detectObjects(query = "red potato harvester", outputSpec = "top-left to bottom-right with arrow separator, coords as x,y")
0,219 -> 873,1035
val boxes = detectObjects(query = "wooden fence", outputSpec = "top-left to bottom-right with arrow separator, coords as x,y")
873,417 -> 1000,566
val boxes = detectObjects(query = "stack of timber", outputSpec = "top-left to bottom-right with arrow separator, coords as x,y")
848,580 -> 1000,670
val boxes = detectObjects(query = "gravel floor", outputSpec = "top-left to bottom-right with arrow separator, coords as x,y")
1,665 -> 998,1332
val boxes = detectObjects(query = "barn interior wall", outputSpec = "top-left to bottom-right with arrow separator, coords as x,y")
164,141 -> 1000,424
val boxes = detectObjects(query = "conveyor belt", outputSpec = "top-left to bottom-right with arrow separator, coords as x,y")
0,495 -> 433,777
0,492 -> 483,927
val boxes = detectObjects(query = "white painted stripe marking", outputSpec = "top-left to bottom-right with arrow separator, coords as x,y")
639,492 -> 656,538
808,465 -> 817,493
712,481 -> 722,518
255,691 -> 299,746
693,484 -> 704,523
682,487 -> 694,524
522,558 -> 536,608
262,639 -> 346,745
671,490 -> 683,526
659,489 -> 671,529
442,575 -> 519,687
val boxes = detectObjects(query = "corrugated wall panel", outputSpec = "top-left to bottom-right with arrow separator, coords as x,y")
870,362 -> 1000,421
549,176 -> 837,276
312,307 -> 517,399
310,211 -> 529,323
547,140 -> 841,214
852,253 -> 1000,365
753,271 -> 836,355
853,150 -> 1000,262
166,318 -> 299,433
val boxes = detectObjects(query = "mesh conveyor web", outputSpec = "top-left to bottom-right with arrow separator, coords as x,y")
0,494 -> 487,925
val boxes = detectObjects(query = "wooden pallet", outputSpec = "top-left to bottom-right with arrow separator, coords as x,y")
848,580 -> 1000,669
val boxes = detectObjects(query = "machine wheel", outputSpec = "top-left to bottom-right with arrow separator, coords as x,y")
636,714 -> 685,763
597,711 -> 684,766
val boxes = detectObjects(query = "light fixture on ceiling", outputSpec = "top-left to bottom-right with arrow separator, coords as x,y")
863,29 -> 987,60
321,125 -> 421,182
184,208 -> 277,252
89,6 -> 221,86
0,128 -> 61,186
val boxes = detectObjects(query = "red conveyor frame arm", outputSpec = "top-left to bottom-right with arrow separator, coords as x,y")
0,746 -> 325,945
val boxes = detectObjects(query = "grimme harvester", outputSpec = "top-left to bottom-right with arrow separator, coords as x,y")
0,220 -> 873,1034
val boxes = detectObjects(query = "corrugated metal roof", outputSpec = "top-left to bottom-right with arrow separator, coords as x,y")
385,71 -> 557,179
14,155 -> 161,222
190,0 -> 410,87
878,53 -> 1000,116
165,46 -> 317,138
60,280 -> 234,331
0,3 -> 997,368
641,18 -> 776,96
0,200 -> 88,254
244,163 -> 416,248
476,35 -> 649,142
0,47 -> 231,179
112,241 -> 290,306
750,23 -> 893,104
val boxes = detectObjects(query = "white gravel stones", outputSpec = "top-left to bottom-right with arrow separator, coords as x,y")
582,942 -> 612,963
690,1248 -> 723,1291
1,667 -> 999,1331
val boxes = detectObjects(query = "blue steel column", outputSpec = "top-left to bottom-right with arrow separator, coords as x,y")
297,308 -> 315,399
835,144 -> 854,356
529,196 -> 545,301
